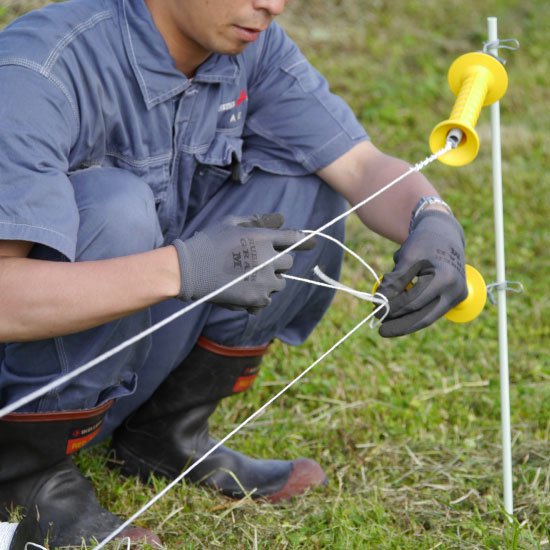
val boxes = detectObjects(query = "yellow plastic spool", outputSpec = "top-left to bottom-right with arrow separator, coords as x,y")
444,264 -> 487,323
429,52 -> 508,166
372,264 -> 487,324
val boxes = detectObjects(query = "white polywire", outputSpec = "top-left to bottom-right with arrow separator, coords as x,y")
93,304 -> 385,549
0,145 -> 451,548
0,523 -> 17,550
0,143 -> 451,419
93,147 -> 452,548
114,536 -> 131,550
0,523 -> 47,550
310,267 -> 389,328
313,267 -> 382,303
283,271 -> 389,329
283,229 -> 389,309
300,229 -> 381,283
284,272 -> 384,305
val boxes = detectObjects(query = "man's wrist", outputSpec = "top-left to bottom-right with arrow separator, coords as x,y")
410,195 -> 453,232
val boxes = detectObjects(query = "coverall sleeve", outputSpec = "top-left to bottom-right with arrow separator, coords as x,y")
242,22 -> 369,177
0,65 -> 79,260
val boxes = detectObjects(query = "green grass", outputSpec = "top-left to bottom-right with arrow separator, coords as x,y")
3,0 -> 549,548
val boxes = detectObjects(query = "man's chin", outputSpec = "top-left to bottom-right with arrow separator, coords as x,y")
219,42 -> 250,56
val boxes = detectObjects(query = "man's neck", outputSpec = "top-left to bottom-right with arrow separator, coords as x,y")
145,0 -> 209,78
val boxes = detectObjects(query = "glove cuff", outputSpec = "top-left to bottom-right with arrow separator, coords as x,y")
172,238 -> 193,301
410,209 -> 465,245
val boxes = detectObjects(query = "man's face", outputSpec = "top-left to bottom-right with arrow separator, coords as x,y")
164,0 -> 289,57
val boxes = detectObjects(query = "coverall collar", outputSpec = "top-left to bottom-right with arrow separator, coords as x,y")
119,0 -> 240,109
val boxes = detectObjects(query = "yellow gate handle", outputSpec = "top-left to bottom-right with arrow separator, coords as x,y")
372,264 -> 487,324
430,52 -> 508,166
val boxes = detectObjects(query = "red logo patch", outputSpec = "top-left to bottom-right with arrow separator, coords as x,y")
218,89 -> 248,113
235,89 -> 248,107
66,427 -> 101,454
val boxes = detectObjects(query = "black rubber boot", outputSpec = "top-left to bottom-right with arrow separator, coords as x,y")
0,401 -> 161,548
112,337 -> 327,503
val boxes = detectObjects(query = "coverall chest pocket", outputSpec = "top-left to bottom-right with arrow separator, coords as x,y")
186,164 -> 233,222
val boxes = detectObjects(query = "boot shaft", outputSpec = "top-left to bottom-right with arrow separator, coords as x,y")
112,337 -> 268,481
0,400 -> 112,482
111,338 -> 327,502
126,337 -> 268,427
0,401 -> 145,547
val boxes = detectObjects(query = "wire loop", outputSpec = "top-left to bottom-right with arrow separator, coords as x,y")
482,38 -> 520,64
486,280 -> 524,304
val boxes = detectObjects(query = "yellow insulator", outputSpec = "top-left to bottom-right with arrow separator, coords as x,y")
372,264 -> 487,324
444,264 -> 487,323
430,52 -> 508,166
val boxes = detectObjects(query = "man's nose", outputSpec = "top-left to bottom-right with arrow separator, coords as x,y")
253,0 -> 287,17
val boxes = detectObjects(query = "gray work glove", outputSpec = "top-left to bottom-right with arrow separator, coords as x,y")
376,210 -> 467,337
172,213 -> 314,314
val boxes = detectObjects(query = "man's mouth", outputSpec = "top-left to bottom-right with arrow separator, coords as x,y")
233,24 -> 265,43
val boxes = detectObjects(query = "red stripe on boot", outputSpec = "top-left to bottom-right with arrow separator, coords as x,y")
1,399 -> 113,422
197,336 -> 269,357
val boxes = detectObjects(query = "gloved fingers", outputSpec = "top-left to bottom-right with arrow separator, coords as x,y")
270,273 -> 286,292
393,262 -> 466,312
247,300 -> 272,315
378,269 -> 467,336
225,214 -> 314,250
268,229 -> 315,251
390,271 -> 469,321
232,213 -> 285,229
379,297 -> 442,337
380,266 -> 466,322
272,252 -> 294,273
384,273 -> 436,319
293,231 -> 316,250
377,260 -> 432,299
214,283 -> 277,311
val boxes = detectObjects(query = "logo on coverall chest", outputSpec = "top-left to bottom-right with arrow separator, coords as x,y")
218,89 -> 248,124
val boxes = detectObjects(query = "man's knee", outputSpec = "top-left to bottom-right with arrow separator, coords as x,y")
70,167 -> 163,260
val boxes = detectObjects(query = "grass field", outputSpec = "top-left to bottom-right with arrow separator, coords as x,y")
1,0 -> 549,548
